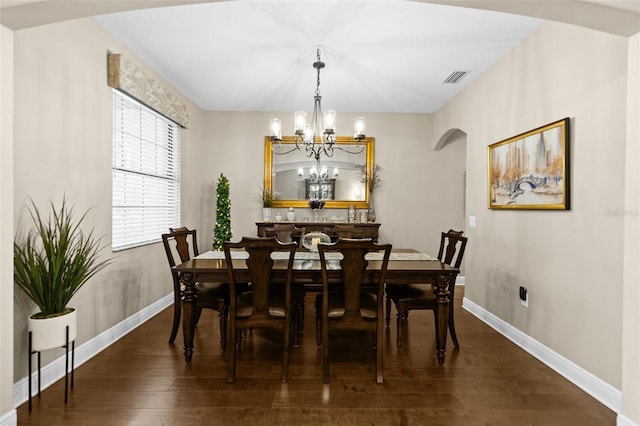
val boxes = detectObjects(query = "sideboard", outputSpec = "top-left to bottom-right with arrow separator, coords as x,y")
256,222 -> 380,242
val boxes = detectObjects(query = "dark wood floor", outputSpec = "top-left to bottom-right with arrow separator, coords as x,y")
17,288 -> 614,425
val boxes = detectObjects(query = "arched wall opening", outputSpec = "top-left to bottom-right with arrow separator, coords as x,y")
433,127 -> 468,276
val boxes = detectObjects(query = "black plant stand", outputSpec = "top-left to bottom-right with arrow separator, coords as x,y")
28,325 -> 75,412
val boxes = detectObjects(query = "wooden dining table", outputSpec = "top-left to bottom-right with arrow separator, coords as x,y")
174,249 -> 459,365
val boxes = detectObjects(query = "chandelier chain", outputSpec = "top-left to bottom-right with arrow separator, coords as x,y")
314,48 -> 323,97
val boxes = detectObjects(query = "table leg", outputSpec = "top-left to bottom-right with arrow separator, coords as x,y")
181,272 -> 197,363
434,273 -> 452,365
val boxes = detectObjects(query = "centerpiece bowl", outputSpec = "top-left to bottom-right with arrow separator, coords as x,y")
302,231 -> 331,252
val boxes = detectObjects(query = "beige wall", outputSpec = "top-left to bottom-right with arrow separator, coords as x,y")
623,32 -> 640,425
198,111 -> 466,260
11,17 -> 204,381
1,23 -> 15,421
434,21 -> 627,388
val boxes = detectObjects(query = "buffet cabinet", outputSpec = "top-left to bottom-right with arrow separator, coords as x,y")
256,222 -> 380,242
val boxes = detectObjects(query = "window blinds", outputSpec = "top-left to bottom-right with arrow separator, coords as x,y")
112,90 -> 181,251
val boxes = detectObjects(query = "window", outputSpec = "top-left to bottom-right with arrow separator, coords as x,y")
112,90 -> 181,251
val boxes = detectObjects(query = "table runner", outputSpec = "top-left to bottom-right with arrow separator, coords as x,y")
196,250 -> 436,261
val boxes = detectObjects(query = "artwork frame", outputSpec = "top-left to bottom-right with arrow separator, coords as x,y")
488,118 -> 570,210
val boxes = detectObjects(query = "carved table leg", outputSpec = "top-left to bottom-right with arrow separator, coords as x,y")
434,273 -> 452,365
181,272 -> 197,362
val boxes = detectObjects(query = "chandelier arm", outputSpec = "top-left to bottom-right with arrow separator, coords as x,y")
272,145 -> 300,155
306,147 -> 317,159
333,144 -> 366,154
322,146 -> 334,158
295,135 -> 308,153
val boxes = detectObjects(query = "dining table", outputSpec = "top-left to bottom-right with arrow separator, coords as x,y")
173,248 -> 459,365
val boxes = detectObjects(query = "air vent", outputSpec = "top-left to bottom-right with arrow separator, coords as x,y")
443,70 -> 470,84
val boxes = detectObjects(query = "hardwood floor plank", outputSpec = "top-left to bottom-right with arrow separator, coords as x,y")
16,288 -> 615,425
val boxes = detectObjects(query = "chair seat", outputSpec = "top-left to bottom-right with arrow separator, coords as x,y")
386,283 -> 435,304
195,281 -> 227,295
236,291 -> 288,318
194,282 -> 229,310
195,281 -> 250,301
316,292 -> 378,320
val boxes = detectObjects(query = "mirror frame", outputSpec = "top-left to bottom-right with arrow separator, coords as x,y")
264,136 -> 375,208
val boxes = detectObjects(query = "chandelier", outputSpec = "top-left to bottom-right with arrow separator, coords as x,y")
270,48 -> 366,162
298,164 -> 339,183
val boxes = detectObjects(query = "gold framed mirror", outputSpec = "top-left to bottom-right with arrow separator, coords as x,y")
264,136 -> 374,208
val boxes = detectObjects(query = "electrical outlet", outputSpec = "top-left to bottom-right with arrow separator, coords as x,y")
519,286 -> 528,307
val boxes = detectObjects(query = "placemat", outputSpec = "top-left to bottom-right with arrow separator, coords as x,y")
196,251 -> 435,261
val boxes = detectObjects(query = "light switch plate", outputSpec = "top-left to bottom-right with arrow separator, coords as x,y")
469,216 -> 476,227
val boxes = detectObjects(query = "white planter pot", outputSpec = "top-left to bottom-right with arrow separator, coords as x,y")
28,308 -> 77,352
262,207 -> 272,221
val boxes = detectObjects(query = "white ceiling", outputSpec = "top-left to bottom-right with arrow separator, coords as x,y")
3,1 -> 637,115
94,1 -> 543,114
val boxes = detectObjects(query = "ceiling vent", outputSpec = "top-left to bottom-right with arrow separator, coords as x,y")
443,70 -> 470,84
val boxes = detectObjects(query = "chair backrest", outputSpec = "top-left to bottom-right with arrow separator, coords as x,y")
318,239 -> 392,320
223,236 -> 297,321
162,226 -> 199,269
260,223 -> 305,245
437,229 -> 468,269
333,224 -> 366,239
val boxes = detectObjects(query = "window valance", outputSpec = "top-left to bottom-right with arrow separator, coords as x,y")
107,52 -> 191,128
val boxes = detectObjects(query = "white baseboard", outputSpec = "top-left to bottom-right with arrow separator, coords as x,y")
12,293 -> 173,408
618,414 -> 640,426
0,409 -> 16,426
462,297 -> 623,414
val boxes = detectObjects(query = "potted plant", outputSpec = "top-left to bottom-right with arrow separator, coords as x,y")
262,187 -> 273,222
213,173 -> 232,250
359,163 -> 382,222
14,198 -> 111,351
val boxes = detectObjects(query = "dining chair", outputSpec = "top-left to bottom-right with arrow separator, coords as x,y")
332,223 -> 367,239
161,227 -> 229,349
316,238 -> 392,384
385,229 -> 468,348
260,223 -> 306,337
260,223 -> 306,247
223,236 -> 299,383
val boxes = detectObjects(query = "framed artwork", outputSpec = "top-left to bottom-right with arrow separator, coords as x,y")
488,118 -> 570,210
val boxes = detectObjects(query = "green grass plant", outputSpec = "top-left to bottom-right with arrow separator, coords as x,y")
14,198 -> 111,318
